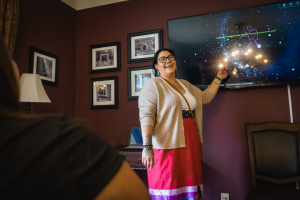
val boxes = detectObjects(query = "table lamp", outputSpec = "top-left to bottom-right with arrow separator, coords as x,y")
19,73 -> 51,114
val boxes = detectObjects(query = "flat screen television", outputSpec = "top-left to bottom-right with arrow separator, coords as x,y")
168,0 -> 300,89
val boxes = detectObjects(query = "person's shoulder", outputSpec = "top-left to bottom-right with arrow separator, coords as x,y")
38,112 -> 71,121
44,113 -> 88,134
0,113 -> 89,152
142,77 -> 162,88
178,79 -> 192,87
178,79 -> 201,92
28,113 -> 97,147
45,113 -> 75,124
2,113 -> 71,129
21,113 -> 84,135
32,113 -> 76,127
178,79 -> 189,84
146,77 -> 163,84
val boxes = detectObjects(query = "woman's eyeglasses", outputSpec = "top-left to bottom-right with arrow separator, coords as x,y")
158,55 -> 175,63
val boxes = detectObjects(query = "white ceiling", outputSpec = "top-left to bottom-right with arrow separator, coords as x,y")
61,0 -> 128,10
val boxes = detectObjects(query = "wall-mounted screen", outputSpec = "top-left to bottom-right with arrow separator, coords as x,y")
168,1 -> 300,89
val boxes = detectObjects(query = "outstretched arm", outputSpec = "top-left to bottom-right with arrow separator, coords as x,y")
206,67 -> 228,95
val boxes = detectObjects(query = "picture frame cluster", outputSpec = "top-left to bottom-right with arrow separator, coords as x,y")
89,29 -> 162,108
28,29 -> 162,109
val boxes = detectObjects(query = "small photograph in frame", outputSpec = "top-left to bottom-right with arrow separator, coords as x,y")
89,42 -> 120,73
90,76 -> 118,109
128,29 -> 162,63
128,66 -> 155,100
29,47 -> 59,86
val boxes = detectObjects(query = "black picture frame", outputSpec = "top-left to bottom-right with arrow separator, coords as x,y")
89,42 -> 121,74
127,29 -> 162,63
127,66 -> 155,100
29,47 -> 59,86
90,76 -> 118,109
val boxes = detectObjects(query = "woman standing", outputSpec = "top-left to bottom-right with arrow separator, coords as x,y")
138,48 -> 228,200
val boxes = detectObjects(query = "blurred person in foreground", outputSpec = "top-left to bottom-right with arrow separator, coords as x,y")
0,37 -> 151,200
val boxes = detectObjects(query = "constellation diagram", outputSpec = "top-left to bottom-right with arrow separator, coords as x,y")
240,26 -> 261,46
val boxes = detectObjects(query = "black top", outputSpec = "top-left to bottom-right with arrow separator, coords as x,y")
0,113 -> 123,200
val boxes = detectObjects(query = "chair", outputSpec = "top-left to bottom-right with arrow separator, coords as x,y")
244,122 -> 300,200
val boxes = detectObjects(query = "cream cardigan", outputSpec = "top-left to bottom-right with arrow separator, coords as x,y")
138,77 -> 215,149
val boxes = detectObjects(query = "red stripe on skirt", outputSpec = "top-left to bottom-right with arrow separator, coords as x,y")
147,118 -> 203,190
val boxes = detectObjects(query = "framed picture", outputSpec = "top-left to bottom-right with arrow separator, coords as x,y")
127,29 -> 162,63
29,47 -> 59,86
90,76 -> 118,109
89,42 -> 120,73
127,66 -> 155,100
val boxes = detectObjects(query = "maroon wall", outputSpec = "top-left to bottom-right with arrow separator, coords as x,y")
76,0 -> 300,199
12,0 -> 300,199
14,0 -> 76,116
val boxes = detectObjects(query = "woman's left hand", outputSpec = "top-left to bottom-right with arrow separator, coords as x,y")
217,67 -> 228,80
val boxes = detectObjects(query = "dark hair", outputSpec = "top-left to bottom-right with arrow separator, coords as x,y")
0,36 -> 23,118
152,48 -> 175,77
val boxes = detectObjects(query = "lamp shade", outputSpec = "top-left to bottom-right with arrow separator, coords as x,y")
19,73 -> 51,103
